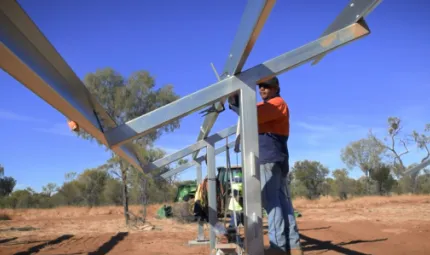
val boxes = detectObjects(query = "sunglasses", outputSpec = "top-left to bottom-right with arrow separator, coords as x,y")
258,84 -> 273,89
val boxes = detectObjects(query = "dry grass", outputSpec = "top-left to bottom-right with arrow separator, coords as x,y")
0,204 -> 162,221
293,194 -> 430,223
2,195 -> 430,255
293,194 -> 430,209
1,195 -> 430,223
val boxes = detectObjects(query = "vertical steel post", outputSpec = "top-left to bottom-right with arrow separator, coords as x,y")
196,162 -> 205,241
239,84 -> 264,254
206,142 -> 217,250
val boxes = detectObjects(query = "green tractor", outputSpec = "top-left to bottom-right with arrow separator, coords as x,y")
157,182 -> 198,220
173,166 -> 241,203
160,167 -> 239,220
157,166 -> 301,220
174,182 -> 198,202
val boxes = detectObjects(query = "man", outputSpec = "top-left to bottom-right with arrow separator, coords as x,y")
256,76 -> 301,254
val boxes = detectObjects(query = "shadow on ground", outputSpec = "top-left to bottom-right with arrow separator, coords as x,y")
88,232 -> 129,255
5,232 -> 129,255
0,237 -> 18,244
299,226 -> 331,231
300,234 -> 388,255
0,226 -> 38,232
13,234 -> 74,255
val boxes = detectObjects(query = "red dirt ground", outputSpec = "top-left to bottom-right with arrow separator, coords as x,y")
1,195 -> 430,254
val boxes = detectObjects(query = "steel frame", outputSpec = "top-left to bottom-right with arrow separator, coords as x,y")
159,140 -> 236,246
160,140 -> 235,180
0,0 -> 382,254
146,125 -> 237,173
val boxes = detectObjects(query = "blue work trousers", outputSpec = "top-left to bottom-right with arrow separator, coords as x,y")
260,159 -> 301,252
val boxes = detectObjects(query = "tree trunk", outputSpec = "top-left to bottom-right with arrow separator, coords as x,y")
365,171 -> 371,195
377,181 -> 383,195
141,177 -> 148,222
412,174 -> 418,194
120,161 -> 129,225
163,182 -> 168,203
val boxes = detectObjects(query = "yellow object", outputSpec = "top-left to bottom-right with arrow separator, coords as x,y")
194,183 -> 204,206
228,181 -> 243,211
231,183 -> 242,192
228,196 -> 242,211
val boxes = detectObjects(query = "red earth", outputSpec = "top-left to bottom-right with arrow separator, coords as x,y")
1,195 -> 429,254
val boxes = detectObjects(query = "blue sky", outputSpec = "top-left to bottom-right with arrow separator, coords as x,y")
1,0 -> 429,192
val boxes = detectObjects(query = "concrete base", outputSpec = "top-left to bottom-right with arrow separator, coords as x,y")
188,239 -> 210,246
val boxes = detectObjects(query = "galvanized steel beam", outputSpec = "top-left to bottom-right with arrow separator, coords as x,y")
146,125 -> 236,173
160,141 -> 235,180
311,0 -> 382,65
1,1 -> 382,254
206,140 -> 217,250
104,21 -> 370,148
0,0 -> 143,171
193,0 -> 276,160
238,81 -> 264,254
105,77 -> 241,147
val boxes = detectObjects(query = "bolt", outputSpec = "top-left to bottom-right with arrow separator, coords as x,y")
356,14 -> 360,19
229,54 -> 233,58
350,3 -> 354,7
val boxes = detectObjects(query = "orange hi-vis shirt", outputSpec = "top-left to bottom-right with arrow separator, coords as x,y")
257,96 -> 290,136
256,96 -> 290,164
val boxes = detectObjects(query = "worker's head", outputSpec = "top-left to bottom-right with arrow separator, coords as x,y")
258,76 -> 280,100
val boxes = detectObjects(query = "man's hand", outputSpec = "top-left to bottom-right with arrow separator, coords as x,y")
67,120 -> 79,132
228,94 -> 240,108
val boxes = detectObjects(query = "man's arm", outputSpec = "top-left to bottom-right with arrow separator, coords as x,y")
257,98 -> 287,124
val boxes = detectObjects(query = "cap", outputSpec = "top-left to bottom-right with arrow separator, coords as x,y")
258,76 -> 279,87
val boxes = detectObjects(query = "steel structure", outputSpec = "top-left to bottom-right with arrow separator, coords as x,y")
0,0 -> 383,254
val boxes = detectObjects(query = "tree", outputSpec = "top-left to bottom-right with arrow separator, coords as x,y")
369,117 -> 409,177
73,169 -> 107,206
57,180 -> 83,206
321,177 -> 334,197
65,172 -> 77,182
8,189 -> 33,208
341,136 -> 385,194
291,160 -> 329,200
74,68 -> 181,224
369,118 -> 429,192
369,163 -> 395,195
412,123 -> 430,163
397,163 -> 422,194
103,178 -> 123,205
416,170 -> 430,194
0,164 -> 16,197
168,158 -> 189,184
332,169 -> 351,199
42,183 -> 58,197
351,177 -> 367,196
141,148 -> 172,204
